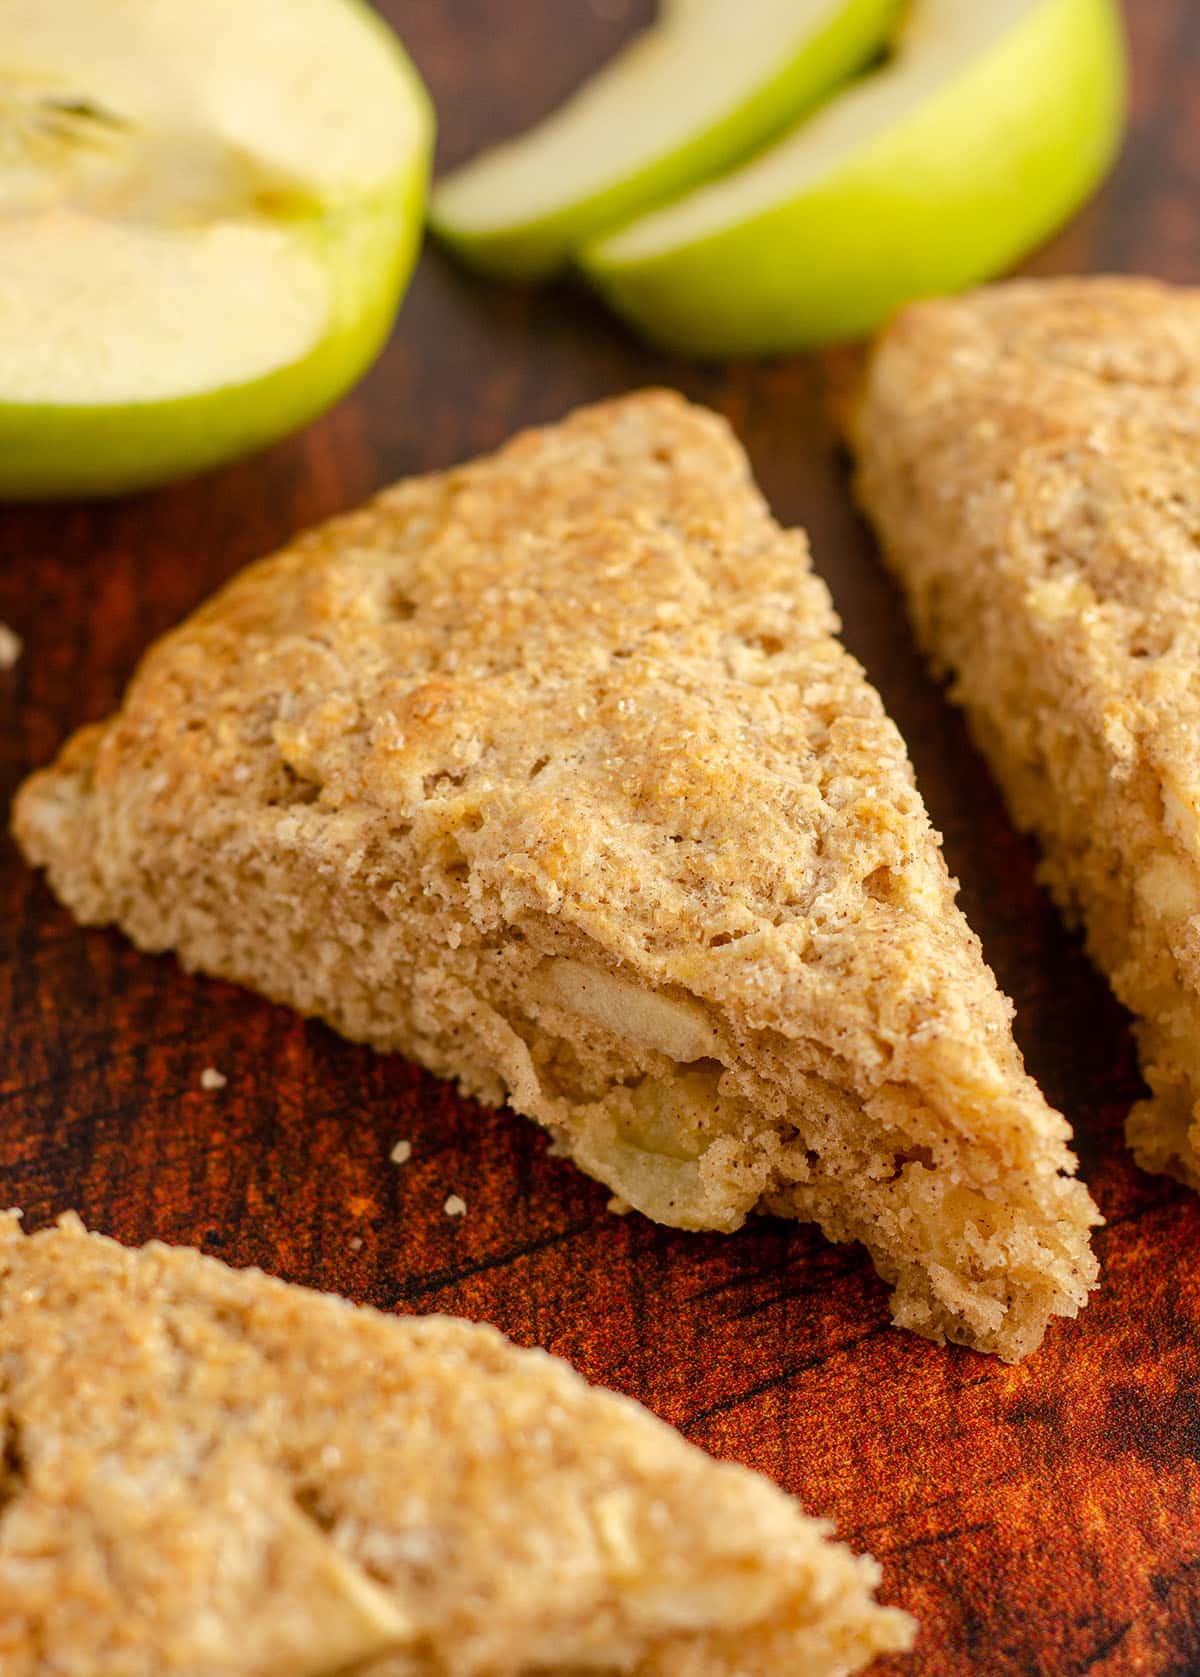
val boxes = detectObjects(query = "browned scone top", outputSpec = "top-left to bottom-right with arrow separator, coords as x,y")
852,277 -> 1200,1193
14,391 -> 1098,1360
0,1212 -> 914,1677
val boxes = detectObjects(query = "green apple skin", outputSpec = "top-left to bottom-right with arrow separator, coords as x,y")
0,174 -> 427,501
0,3 -> 433,501
582,0 -> 1126,358
430,0 -> 905,281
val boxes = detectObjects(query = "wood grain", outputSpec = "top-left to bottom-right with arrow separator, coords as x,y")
2,4 -> 1198,1671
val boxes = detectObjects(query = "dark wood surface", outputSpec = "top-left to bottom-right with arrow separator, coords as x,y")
3,4 -> 1199,1671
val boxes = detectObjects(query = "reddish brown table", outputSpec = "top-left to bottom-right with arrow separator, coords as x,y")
2,5 -> 1198,1671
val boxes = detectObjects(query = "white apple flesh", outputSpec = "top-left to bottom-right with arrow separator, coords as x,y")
430,0 -> 904,280
584,0 -> 1127,356
0,0 -> 433,499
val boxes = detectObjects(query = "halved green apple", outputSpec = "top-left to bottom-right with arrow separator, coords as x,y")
584,0 -> 1126,356
0,0 -> 433,500
429,0 -> 904,280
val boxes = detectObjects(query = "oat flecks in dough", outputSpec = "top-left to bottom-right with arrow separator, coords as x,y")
0,1212 -> 913,1676
12,390 -> 1099,1360
853,277 -> 1200,1193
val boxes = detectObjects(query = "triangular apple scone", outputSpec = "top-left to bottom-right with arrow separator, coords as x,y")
851,278 -> 1200,1193
14,391 -> 1098,1360
0,1213 -> 913,1676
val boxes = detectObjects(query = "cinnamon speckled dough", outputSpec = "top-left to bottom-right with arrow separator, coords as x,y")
13,391 -> 1098,1360
852,278 -> 1200,1192
0,1213 -> 914,1676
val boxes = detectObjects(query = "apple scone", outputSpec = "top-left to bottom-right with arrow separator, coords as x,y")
14,391 -> 1098,1360
0,1212 -> 914,1676
851,277 -> 1200,1193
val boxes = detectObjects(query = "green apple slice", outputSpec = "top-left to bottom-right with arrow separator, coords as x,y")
429,0 -> 905,280
583,0 -> 1126,356
0,0 -> 433,500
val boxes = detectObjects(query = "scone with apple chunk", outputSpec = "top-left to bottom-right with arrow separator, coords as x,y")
852,277 -> 1200,1195
0,1212 -> 914,1676
14,391 -> 1099,1361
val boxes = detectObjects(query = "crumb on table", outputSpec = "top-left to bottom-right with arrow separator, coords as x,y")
390,1139 -> 412,1165
199,1067 -> 227,1091
443,1194 -> 467,1218
0,623 -> 21,671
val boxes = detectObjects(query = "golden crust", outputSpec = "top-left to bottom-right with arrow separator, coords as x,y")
853,276 -> 1200,1190
13,391 -> 1098,1359
0,1211 -> 913,1676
